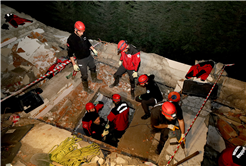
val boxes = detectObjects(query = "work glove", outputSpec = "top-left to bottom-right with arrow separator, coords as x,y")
178,133 -> 186,145
132,71 -> 138,78
93,101 -> 99,105
119,61 -> 122,66
73,64 -> 80,72
167,124 -> 179,131
93,49 -> 98,56
105,124 -> 110,129
101,129 -> 109,137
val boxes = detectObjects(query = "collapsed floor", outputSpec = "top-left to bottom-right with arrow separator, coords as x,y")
2,61 -> 246,166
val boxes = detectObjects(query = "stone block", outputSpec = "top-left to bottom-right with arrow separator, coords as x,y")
22,74 -> 30,85
223,113 -> 241,123
239,116 -> 246,123
217,118 -> 238,140
104,43 -> 117,55
207,126 -> 226,153
229,137 -> 246,146
1,47 -> 11,57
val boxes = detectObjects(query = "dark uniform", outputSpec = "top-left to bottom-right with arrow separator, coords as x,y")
151,101 -> 183,154
90,115 -> 107,141
136,74 -> 163,118
82,101 -> 104,136
67,32 -> 96,82
107,101 -> 129,141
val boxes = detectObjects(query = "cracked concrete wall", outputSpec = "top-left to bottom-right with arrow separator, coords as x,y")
217,77 -> 246,111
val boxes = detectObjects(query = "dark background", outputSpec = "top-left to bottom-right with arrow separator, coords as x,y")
2,1 -> 246,82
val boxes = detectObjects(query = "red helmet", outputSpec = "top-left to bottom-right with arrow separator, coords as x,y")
138,75 -> 148,84
161,101 -> 177,118
168,91 -> 181,103
118,40 -> 128,53
112,94 -> 121,102
74,21 -> 85,31
85,102 -> 94,111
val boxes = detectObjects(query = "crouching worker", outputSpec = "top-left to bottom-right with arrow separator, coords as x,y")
151,101 -> 185,155
135,74 -> 163,120
107,94 -> 129,146
89,112 -> 110,141
82,101 -> 104,136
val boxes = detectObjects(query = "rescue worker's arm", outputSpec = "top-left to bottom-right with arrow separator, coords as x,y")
153,123 -> 168,129
178,118 -> 185,134
70,56 -> 76,66
178,118 -> 186,144
90,46 -> 98,56
132,52 -> 141,72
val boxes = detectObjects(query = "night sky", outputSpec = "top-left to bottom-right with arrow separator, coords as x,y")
1,0 -> 246,82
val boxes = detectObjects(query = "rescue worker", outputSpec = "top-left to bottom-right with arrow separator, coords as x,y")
135,74 -> 163,120
82,101 -> 104,136
151,101 -> 185,155
67,21 -> 102,94
109,40 -> 141,99
218,146 -> 246,166
107,94 -> 129,146
90,112 -> 110,141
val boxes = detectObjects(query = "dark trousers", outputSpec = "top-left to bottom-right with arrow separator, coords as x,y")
107,129 -> 126,147
77,55 -> 96,81
157,123 -> 181,153
114,65 -> 135,89
135,96 -> 156,115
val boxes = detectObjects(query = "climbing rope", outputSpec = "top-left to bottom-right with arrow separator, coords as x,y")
49,135 -> 101,166
166,63 -> 234,166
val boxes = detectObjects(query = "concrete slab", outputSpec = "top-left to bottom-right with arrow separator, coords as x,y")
117,104 -> 156,160
206,125 -> 226,153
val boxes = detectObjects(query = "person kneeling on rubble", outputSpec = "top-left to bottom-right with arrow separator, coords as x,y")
82,101 -> 104,136
150,97 -> 185,155
135,74 -> 163,120
107,94 -> 129,146
89,112 -> 110,141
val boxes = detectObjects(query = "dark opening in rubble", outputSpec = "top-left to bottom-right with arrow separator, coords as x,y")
74,92 -> 135,140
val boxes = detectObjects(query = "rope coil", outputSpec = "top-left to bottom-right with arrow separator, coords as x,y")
49,136 -> 100,166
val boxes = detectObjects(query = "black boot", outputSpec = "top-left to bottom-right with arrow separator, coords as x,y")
91,72 -> 103,83
141,114 -> 150,120
131,89 -> 135,100
82,81 -> 94,94
109,76 -> 119,88
155,143 -> 164,155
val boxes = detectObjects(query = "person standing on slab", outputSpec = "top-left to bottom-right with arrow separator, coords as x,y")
109,40 -> 141,99
151,101 -> 185,155
135,74 -> 163,120
67,21 -> 102,94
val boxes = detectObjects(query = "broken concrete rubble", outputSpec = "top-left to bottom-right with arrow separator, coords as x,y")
1,4 -> 246,166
